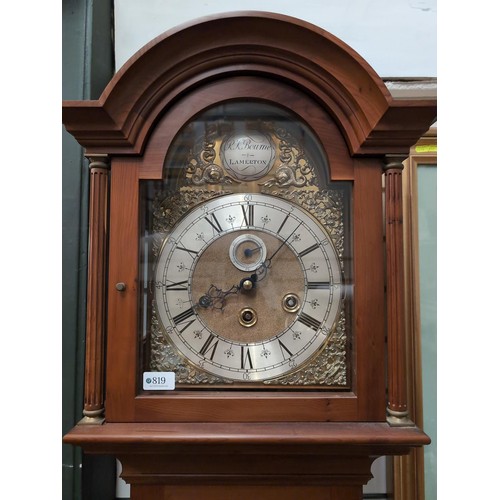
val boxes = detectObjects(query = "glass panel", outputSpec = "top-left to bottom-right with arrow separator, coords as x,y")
417,164 -> 437,499
138,101 -> 352,391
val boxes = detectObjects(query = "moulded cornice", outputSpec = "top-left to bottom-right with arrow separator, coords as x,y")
62,12 -> 437,157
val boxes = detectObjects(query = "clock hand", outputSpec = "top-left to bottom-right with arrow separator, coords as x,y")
267,221 -> 302,265
199,221 -> 302,307
235,221 -> 303,288
236,221 -> 302,288
198,283 -> 240,311
243,244 -> 262,257
198,242 -> 263,310
257,221 -> 302,276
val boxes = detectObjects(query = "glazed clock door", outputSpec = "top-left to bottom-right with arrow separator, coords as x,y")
105,78 -> 386,423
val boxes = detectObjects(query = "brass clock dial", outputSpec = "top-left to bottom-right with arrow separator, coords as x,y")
154,193 -> 343,382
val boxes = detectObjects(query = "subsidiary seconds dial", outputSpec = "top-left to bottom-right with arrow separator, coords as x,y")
154,193 -> 343,382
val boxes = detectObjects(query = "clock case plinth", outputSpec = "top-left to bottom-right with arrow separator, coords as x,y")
62,12 -> 437,499
64,421 -> 430,500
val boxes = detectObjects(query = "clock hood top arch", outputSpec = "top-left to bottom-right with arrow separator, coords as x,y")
62,11 -> 436,157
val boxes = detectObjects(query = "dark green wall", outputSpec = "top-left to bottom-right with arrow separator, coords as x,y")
62,1 -> 114,498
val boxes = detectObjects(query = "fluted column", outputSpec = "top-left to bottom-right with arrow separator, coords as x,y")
384,155 -> 412,427
80,154 -> 110,425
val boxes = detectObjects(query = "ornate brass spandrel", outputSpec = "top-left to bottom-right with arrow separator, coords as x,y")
186,122 -> 238,186
151,188 -> 232,257
264,310 -> 347,387
180,121 -> 319,190
262,188 -> 346,267
260,126 -> 317,188
150,313 -> 232,385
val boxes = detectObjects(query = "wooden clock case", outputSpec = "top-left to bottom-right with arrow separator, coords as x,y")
63,12 -> 437,500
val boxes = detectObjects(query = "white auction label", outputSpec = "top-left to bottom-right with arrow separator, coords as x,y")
143,372 -> 176,390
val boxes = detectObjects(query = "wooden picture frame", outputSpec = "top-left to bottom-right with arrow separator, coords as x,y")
393,128 -> 437,500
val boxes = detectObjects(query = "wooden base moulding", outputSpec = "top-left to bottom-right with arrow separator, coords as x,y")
65,421 -> 429,499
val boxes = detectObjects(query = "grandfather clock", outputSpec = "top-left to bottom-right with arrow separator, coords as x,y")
63,12 -> 436,500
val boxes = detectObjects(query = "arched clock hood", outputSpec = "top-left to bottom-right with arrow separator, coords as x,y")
62,11 -> 436,156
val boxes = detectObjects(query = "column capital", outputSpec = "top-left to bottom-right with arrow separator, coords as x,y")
383,154 -> 406,172
86,153 -> 110,170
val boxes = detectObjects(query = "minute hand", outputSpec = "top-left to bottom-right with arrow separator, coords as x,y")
265,221 -> 303,267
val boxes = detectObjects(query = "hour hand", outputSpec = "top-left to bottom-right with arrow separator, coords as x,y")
198,271 -> 259,310
197,283 -> 240,310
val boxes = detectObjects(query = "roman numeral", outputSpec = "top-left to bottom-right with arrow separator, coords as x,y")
241,346 -> 253,369
177,319 -> 196,334
299,243 -> 320,258
199,333 -> 219,360
241,204 -> 254,227
278,339 -> 294,360
172,307 -> 195,326
204,213 -> 223,234
177,245 -> 198,258
277,213 -> 290,235
164,279 -> 189,291
306,281 -> 330,290
297,312 -> 321,331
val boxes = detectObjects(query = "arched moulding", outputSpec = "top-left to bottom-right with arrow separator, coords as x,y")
62,11 -> 436,157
